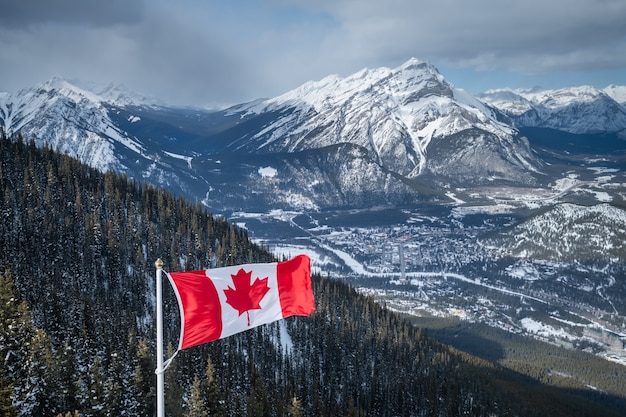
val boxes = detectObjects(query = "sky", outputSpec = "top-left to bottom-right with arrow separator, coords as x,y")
1,0 -> 625,108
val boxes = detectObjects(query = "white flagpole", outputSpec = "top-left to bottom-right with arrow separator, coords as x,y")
155,258 -> 165,417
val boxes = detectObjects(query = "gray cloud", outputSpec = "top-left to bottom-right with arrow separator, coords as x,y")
0,0 -> 144,27
308,0 -> 626,73
0,0 -> 625,106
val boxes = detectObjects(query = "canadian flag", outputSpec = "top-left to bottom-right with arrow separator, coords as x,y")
167,254 -> 315,350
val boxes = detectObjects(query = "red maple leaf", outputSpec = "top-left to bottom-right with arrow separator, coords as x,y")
223,268 -> 270,326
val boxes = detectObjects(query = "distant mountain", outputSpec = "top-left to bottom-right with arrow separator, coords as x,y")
0,77 -> 206,199
0,76 -> 145,171
479,85 -> 626,135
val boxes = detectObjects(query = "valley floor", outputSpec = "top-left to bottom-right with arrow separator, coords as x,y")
234,203 -> 626,370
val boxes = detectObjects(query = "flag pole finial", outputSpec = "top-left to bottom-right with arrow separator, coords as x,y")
155,258 -> 163,269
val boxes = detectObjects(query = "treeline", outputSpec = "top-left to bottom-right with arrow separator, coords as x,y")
0,134 -> 623,416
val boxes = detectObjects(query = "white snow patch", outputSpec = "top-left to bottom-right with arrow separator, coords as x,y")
259,166 -> 278,178
520,317 -> 572,340
451,204 -> 516,218
445,191 -> 465,204
593,191 -> 613,202
103,125 -> 144,154
163,151 -> 193,169
588,167 -> 619,174
552,174 -> 580,192
128,115 -> 141,123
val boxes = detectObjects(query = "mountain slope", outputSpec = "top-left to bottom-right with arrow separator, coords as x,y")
0,77 -> 143,171
0,77 -> 220,200
484,203 -> 626,264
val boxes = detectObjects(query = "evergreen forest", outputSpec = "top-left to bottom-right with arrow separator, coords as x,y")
0,134 -> 624,416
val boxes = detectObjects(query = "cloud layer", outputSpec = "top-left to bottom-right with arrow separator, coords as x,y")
1,0 -> 624,107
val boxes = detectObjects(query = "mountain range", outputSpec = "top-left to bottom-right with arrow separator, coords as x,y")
2,58 -> 624,213
479,85 -> 626,135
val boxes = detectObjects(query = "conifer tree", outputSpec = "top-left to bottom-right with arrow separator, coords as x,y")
53,340 -> 78,414
132,339 -> 155,417
0,270 -> 37,414
286,396 -> 304,417
22,329 -> 56,416
204,355 -> 226,417
164,344 -> 183,417
184,375 -> 207,417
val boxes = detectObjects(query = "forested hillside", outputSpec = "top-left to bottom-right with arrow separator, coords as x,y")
0,134 -> 623,416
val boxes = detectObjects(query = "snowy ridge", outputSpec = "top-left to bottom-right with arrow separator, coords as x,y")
0,77 -> 148,172
480,85 -> 626,134
2,60 -> 624,212
90,82 -> 162,107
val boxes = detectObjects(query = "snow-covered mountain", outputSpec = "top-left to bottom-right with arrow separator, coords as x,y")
0,77 -> 204,198
0,77 -> 144,171
221,58 -> 541,186
84,81 -> 163,107
479,85 -> 626,135
484,203 -> 626,263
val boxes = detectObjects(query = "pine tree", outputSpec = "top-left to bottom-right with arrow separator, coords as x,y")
164,344 -> 183,417
53,340 -> 78,414
204,356 -> 226,417
132,339 -> 155,417
20,329 -> 56,416
0,269 -> 37,414
184,375 -> 207,417
0,270 -> 35,375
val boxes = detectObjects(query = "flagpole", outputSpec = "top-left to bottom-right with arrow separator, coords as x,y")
155,258 -> 165,417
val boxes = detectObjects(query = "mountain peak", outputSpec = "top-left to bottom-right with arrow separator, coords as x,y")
263,58 -> 451,113
93,82 -> 161,107
396,57 -> 439,74
32,77 -> 161,108
37,76 -> 103,105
